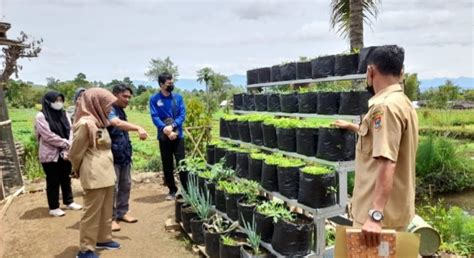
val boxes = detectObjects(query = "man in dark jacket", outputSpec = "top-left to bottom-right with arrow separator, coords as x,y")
149,73 -> 186,200
108,84 -> 148,231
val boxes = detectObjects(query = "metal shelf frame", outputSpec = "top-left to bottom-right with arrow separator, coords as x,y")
246,74 -> 366,89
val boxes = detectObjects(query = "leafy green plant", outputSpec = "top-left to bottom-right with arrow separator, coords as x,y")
277,157 -> 305,168
250,152 -> 269,160
195,183 -> 213,220
263,154 -> 285,166
198,170 -> 214,180
326,227 -> 336,246
182,174 -> 200,209
301,165 -> 334,175
241,216 -> 262,255
222,114 -> 240,121
273,118 -> 300,129
246,114 -> 271,122
256,201 -> 295,223
221,235 -> 237,246
178,157 -> 207,174
210,160 -> 235,182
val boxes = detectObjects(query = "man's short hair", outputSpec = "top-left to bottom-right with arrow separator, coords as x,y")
367,45 -> 405,77
158,73 -> 173,86
112,83 -> 133,95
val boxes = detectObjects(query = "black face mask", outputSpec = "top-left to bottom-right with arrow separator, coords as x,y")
366,82 -> 375,96
166,84 -> 174,92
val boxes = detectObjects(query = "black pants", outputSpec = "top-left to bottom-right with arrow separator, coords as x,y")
159,138 -> 185,194
42,157 -> 74,209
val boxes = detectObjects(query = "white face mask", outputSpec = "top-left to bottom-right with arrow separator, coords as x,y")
51,101 -> 64,110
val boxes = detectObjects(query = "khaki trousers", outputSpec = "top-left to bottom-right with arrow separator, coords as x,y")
353,221 -> 407,232
80,186 -> 114,252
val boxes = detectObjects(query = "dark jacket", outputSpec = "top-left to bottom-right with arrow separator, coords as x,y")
107,105 -> 132,165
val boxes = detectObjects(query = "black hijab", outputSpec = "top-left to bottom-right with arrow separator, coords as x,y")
41,91 -> 70,139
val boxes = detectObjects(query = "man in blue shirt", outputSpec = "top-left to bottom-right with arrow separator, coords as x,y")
149,73 -> 186,200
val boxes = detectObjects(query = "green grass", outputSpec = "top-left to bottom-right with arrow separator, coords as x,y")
417,109 -> 474,139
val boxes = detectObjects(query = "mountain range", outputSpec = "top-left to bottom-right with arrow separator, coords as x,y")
134,75 -> 473,92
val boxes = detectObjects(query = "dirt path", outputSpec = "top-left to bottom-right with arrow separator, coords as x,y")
1,176 -> 197,258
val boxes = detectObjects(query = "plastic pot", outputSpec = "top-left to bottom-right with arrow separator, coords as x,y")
358,46 -> 378,74
280,63 -> 297,81
219,231 -> 247,258
205,229 -> 225,258
214,146 -> 226,164
181,204 -> 197,234
207,144 -> 215,165
296,127 -> 318,157
238,121 -> 251,143
257,67 -> 271,83
247,69 -> 258,85
234,93 -> 244,110
225,150 -> 237,170
236,152 -> 249,179
261,162 -> 278,192
190,217 -> 207,245
317,92 -> 340,115
262,123 -> 278,149
249,121 -> 264,146
255,94 -> 268,111
298,92 -> 318,113
280,93 -> 298,113
271,215 -> 314,256
267,93 -> 281,112
237,196 -> 267,227
271,65 -> 281,82
206,180 -> 216,205
254,209 -> 275,243
225,192 -> 246,221
334,53 -> 359,76
298,171 -> 337,209
277,166 -> 302,199
243,94 -> 256,111
296,61 -> 312,79
220,118 -> 230,138
227,119 -> 240,140
240,244 -> 270,258
215,188 -> 227,213
175,194 -> 185,223
316,128 -> 355,161
276,127 -> 296,152
248,157 -> 263,183
311,55 -> 335,78
338,91 -> 371,115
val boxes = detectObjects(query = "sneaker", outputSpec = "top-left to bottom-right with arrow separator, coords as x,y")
49,208 -> 66,217
76,250 -> 99,258
165,193 -> 176,201
112,220 -> 121,232
66,202 -> 83,210
96,241 -> 121,250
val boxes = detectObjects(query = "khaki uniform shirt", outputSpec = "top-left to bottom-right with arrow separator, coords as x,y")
69,117 -> 116,189
352,84 -> 418,227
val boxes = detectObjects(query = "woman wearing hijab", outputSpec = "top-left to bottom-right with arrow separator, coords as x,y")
35,91 -> 83,217
69,88 -> 121,258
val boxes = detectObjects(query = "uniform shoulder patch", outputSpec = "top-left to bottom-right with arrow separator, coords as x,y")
371,107 -> 384,130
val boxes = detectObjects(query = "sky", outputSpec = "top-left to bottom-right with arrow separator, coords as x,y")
1,0 -> 473,84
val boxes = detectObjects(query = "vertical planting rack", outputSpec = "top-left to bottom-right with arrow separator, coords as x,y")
221,73 -> 366,258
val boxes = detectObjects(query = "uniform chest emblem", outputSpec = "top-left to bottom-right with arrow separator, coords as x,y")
157,99 -> 164,106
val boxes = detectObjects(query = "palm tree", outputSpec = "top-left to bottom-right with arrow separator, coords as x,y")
330,0 -> 380,51
196,67 -> 214,114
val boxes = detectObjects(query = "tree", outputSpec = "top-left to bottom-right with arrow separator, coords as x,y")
196,67 -> 215,114
463,90 -> 474,102
330,0 -> 380,50
439,80 -> 461,101
145,57 -> 179,83
404,73 -> 420,101
73,72 -> 88,88
46,77 -> 60,89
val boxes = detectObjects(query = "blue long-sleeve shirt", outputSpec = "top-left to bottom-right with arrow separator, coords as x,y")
149,91 -> 186,140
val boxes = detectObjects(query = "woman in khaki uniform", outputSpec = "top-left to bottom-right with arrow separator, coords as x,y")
69,88 -> 121,258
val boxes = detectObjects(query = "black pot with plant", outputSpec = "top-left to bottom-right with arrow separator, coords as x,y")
253,201 -> 292,243
267,93 -> 281,112
334,53 -> 359,76
175,194 -> 185,223
204,215 -> 239,258
190,187 -> 213,245
280,92 -> 298,113
214,146 -> 227,164
206,180 -> 216,205
241,215 -> 271,258
243,93 -> 256,111
272,214 -> 314,256
227,118 -> 240,140
234,93 -> 244,110
280,62 -> 297,81
215,187 -> 227,213
226,192 -> 246,221
317,92 -> 340,115
296,126 -> 318,157
262,122 -> 278,149
257,67 -> 271,83
220,118 -> 229,138
296,61 -> 312,79
277,158 -> 305,199
207,144 -> 215,165
338,91 -> 371,115
271,65 -> 281,82
249,120 -> 264,146
357,46 -> 379,73
237,195 -> 267,228
298,166 -> 337,209
316,127 -> 355,161
298,92 -> 318,113
238,120 -> 252,143
261,155 -> 281,192
181,203 -> 197,234
236,151 -> 250,179
248,153 -> 267,183
276,127 -> 296,152
311,55 -> 335,78
255,94 -> 268,111
219,232 -> 247,258
247,69 -> 259,85
224,149 -> 237,170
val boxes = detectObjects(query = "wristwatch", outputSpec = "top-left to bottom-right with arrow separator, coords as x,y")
369,209 -> 384,222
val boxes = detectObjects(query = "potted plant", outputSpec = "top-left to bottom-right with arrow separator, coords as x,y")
247,69 -> 259,85
240,217 -> 270,258
311,55 -> 335,78
248,152 -> 269,183
334,52 -> 359,76
275,118 -> 299,152
247,115 -> 268,146
280,62 -> 297,81
298,165 -> 337,209
272,213 -> 314,256
215,180 -> 230,213
253,200 -> 292,243
197,170 -> 214,196
235,148 -> 252,179
181,175 -> 200,234
237,116 -> 252,143
224,146 -> 239,170
262,118 -> 278,149
175,193 -> 185,223
236,180 -> 263,227
207,143 -> 216,165
203,214 -> 239,258
316,123 -> 355,161
177,157 -> 207,192
317,91 -> 340,115
266,92 -> 281,112
270,65 -> 281,82
214,141 -> 231,164
338,90 -> 371,115
261,154 -> 284,192
243,93 -> 256,111
279,91 -> 298,113
223,181 -> 248,221
296,61 -> 312,79
224,114 -> 241,140
233,93 -> 244,110
257,67 -> 271,83
295,119 -> 320,157
219,232 -> 247,258
220,117 -> 230,138
276,157 -> 305,199
190,185 -> 213,245
297,88 -> 318,113
254,93 -> 268,111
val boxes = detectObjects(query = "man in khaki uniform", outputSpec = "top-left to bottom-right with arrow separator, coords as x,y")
334,45 -> 418,247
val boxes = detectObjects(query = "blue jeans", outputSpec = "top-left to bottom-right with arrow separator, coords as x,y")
113,163 -> 132,219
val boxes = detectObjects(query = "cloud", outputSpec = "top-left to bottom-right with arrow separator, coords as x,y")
232,0 -> 284,20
